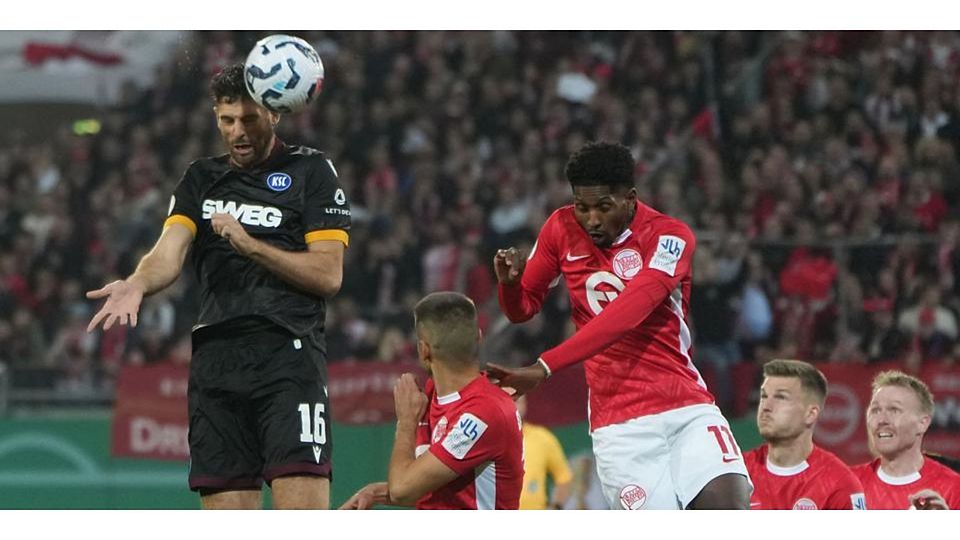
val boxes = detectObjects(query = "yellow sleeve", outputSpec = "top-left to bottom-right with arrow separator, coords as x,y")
163,214 -> 197,237
305,229 -> 349,247
545,431 -> 574,485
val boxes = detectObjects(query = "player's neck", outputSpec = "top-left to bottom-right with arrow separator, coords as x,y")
432,363 -> 481,397
879,447 -> 925,477
767,434 -> 814,468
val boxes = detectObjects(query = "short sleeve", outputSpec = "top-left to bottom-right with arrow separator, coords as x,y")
429,408 -> 501,475
303,156 -> 351,246
163,162 -> 203,236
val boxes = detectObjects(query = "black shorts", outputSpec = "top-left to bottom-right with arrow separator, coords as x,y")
187,323 -> 332,492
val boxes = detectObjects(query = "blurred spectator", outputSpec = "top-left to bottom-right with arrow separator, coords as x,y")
691,237 -> 747,413
898,283 -> 959,367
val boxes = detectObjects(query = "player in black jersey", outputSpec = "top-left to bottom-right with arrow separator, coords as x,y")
86,63 -> 350,509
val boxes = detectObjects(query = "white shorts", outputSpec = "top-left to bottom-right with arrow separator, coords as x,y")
590,403 -> 752,510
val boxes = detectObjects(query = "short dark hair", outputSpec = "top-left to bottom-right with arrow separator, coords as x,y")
210,63 -> 249,104
564,141 -> 635,190
763,359 -> 828,407
414,292 -> 479,364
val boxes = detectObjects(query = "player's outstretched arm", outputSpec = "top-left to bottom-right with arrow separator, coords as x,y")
211,213 -> 344,297
86,223 -> 193,332
909,489 -> 949,510
486,362 -> 550,397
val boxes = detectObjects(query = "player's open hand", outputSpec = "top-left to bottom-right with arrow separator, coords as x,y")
486,362 -> 548,397
211,213 -> 257,257
493,247 -> 525,285
339,482 -> 388,510
394,373 -> 428,427
909,489 -> 949,510
85,279 -> 146,332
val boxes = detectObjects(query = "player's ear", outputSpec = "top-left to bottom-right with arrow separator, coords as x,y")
917,413 -> 932,436
417,339 -> 431,362
806,403 -> 821,427
269,111 -> 280,127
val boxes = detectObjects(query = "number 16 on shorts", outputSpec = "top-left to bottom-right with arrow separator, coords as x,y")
298,403 -> 327,444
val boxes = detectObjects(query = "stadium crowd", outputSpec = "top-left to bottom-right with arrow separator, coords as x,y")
0,31 -> 959,405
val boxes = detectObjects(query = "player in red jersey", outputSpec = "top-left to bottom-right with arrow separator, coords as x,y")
340,292 -> 524,510
852,370 -> 960,509
745,360 -> 866,510
487,142 -> 750,509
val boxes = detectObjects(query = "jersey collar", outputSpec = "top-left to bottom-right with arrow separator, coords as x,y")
876,466 -> 921,485
765,459 -> 810,477
436,391 -> 462,405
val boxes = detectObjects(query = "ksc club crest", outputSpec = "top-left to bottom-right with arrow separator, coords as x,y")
612,249 -> 643,280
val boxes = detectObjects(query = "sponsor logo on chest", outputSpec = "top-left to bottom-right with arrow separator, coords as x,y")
202,199 -> 283,227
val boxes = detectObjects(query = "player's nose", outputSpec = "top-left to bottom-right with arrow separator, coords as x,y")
587,210 -> 602,229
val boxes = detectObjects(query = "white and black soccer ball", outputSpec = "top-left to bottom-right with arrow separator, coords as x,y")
244,34 -> 324,114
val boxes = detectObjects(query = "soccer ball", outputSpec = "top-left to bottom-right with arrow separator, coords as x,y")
244,34 -> 324,114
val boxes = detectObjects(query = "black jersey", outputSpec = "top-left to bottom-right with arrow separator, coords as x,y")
164,141 -> 350,337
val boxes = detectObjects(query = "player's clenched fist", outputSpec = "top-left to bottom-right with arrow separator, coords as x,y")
394,373 -> 428,427
493,247 -> 525,285
211,213 -> 258,257
909,489 -> 949,510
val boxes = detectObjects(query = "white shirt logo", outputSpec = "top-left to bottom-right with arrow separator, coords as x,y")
334,188 -> 346,206
649,235 -> 686,276
585,271 -> 626,316
201,199 -> 282,228
441,413 -> 488,460
566,252 -> 590,262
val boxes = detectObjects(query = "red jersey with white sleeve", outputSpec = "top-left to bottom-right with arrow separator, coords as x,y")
499,202 -> 714,430
852,457 -> 960,509
414,376 -> 524,510
745,444 -> 866,509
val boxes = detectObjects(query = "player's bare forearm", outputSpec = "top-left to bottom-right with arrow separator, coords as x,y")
132,224 -> 193,296
247,239 -> 344,298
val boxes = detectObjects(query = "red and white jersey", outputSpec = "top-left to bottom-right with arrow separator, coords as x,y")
414,376 -> 524,510
852,457 -> 960,509
499,202 -> 714,430
745,444 -> 866,510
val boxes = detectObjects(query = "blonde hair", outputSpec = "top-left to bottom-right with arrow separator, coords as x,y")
872,370 -> 935,416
